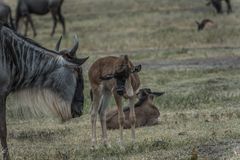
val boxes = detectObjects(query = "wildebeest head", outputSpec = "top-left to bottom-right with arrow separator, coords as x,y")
100,55 -> 141,96
55,35 -> 88,118
136,88 -> 164,106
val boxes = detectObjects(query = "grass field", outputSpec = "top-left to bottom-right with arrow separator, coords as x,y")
4,0 -> 240,159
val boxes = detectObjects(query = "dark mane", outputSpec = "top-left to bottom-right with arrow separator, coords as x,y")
1,23 -> 60,55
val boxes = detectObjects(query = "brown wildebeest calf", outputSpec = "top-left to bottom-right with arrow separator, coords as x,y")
106,88 -> 164,129
89,55 -> 141,148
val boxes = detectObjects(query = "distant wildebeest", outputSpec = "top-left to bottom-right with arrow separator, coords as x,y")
106,88 -> 164,130
0,24 -> 88,160
55,36 -> 85,118
89,55 -> 141,148
195,19 -> 214,31
207,0 -> 232,14
0,2 -> 14,29
16,0 -> 66,37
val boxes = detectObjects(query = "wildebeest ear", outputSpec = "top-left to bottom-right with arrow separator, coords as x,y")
120,55 -> 129,62
66,57 -> 89,66
151,92 -> 165,97
100,74 -> 115,80
131,65 -> 142,73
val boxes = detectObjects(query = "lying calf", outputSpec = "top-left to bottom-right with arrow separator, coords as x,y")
106,88 -> 164,129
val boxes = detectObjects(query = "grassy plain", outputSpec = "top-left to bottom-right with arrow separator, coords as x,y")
5,0 -> 240,159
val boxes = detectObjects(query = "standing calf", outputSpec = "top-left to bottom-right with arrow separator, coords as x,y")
16,0 -> 66,37
106,88 -> 164,129
89,55 -> 141,148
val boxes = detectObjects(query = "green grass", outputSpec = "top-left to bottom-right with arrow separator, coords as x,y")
5,0 -> 240,159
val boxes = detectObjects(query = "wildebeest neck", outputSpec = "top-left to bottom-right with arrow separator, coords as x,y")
0,26 -> 68,91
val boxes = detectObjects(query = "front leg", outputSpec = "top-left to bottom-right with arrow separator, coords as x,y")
0,95 -> 9,160
113,92 -> 125,146
128,97 -> 136,142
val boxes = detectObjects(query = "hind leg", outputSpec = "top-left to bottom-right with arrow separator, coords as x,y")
225,0 -> 233,13
50,10 -> 58,37
90,88 -> 101,149
57,8 -> 66,36
24,18 -> 29,37
98,90 -> 111,147
0,94 -> 9,160
26,14 -> 37,37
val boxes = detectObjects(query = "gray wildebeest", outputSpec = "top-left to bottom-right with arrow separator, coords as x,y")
55,36 -> 85,118
0,2 -> 14,29
106,88 -> 164,129
89,55 -> 141,148
0,24 -> 88,160
16,0 -> 66,37
207,0 -> 232,14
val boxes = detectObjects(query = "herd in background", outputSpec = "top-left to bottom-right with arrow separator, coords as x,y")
0,0 -> 234,36
0,0 -> 236,159
0,0 -> 65,36
196,0 -> 233,31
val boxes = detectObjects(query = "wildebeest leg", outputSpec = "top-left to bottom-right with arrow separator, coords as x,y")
51,11 -> 58,37
0,95 -> 9,160
26,14 -> 37,37
57,8 -> 66,36
98,90 -> 111,147
113,93 -> 124,146
128,97 -> 136,142
212,0 -> 223,14
90,88 -> 101,148
225,0 -> 233,13
15,14 -> 21,32
24,19 -> 29,37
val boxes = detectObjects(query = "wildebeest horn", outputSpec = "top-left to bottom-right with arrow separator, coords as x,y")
69,35 -> 79,56
55,36 -> 62,51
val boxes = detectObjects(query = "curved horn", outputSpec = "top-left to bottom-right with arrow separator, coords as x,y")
55,36 -> 62,51
69,35 -> 79,56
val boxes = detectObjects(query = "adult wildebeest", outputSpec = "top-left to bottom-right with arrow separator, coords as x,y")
0,24 -> 88,160
16,0 -> 66,37
106,88 -> 164,130
0,2 -> 14,29
55,36 -> 85,118
89,55 -> 141,148
207,0 -> 232,14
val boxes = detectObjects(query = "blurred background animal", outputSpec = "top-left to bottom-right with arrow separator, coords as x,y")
0,2 -> 14,29
106,88 -> 164,130
195,19 -> 214,31
206,0 -> 232,14
15,0 -> 66,37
